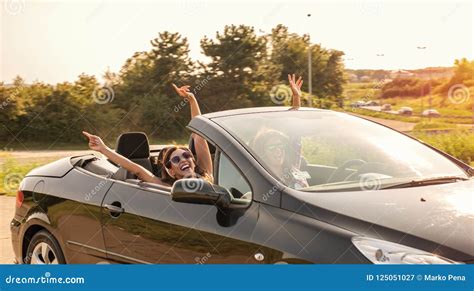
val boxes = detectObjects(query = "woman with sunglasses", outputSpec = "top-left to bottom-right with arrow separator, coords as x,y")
248,74 -> 309,189
161,84 -> 213,184
82,83 -> 213,186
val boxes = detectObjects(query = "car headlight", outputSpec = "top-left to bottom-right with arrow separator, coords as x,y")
352,237 -> 462,264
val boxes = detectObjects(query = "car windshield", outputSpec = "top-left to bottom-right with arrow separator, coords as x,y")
213,110 -> 468,192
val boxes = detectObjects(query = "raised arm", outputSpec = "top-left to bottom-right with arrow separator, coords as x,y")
82,131 -> 167,186
288,74 -> 303,108
287,74 -> 304,168
172,84 -> 213,177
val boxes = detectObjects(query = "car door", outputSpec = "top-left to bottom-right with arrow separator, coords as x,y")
102,181 -> 188,263
101,148 -> 267,264
165,152 -> 264,264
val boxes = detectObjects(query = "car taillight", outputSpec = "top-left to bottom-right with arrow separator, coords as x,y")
16,190 -> 24,208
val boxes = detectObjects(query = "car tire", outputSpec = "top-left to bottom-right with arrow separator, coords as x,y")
25,230 -> 66,264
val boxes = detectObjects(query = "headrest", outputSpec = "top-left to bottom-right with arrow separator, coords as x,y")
116,132 -> 150,159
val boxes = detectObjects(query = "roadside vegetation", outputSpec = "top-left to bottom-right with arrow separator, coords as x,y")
1,24 -> 345,150
411,130 -> 474,166
343,59 -> 473,124
0,156 -> 47,196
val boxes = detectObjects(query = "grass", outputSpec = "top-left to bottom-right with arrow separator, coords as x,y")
0,156 -> 48,196
410,130 -> 474,166
343,82 -> 383,102
342,82 -> 473,124
0,136 -> 189,196
413,121 -> 457,131
382,95 -> 473,123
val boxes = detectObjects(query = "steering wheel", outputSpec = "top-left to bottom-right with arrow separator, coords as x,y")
326,159 -> 367,183
343,162 -> 389,182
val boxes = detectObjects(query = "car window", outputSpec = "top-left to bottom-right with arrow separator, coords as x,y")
214,111 -> 468,192
217,153 -> 252,200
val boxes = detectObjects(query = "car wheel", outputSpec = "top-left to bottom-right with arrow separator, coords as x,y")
25,230 -> 65,264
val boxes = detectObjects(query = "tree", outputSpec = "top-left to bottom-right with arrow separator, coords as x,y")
112,32 -> 195,139
199,24 -> 274,110
269,25 -> 346,103
321,49 -> 345,98
445,58 -> 474,88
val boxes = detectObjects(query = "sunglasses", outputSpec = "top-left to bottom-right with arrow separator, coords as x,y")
166,151 -> 193,168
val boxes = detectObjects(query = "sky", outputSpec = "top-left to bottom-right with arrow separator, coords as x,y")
1,0 -> 473,84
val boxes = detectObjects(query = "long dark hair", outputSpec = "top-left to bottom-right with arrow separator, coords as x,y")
160,146 -> 213,185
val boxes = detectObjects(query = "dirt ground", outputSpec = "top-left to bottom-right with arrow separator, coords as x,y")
0,196 -> 15,264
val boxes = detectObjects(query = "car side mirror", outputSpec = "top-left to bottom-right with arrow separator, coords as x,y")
171,179 -> 250,209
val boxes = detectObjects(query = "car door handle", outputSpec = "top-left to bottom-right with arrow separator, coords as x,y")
104,203 -> 124,214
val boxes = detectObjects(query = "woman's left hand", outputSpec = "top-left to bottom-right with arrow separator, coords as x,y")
172,84 -> 195,101
288,74 -> 303,108
288,74 -> 303,97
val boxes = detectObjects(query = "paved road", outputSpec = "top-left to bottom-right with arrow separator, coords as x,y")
0,196 -> 15,264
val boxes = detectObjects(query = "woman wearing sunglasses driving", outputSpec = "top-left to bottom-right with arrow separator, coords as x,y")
82,83 -> 213,187
248,74 -> 309,189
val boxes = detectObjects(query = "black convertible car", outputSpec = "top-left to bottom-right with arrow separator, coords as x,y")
10,107 -> 474,264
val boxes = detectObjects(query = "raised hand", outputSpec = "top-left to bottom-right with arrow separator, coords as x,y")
82,131 -> 107,153
288,74 -> 303,99
288,74 -> 303,108
172,83 -> 195,101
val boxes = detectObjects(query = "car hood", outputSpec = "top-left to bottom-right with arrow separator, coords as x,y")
287,179 -> 474,258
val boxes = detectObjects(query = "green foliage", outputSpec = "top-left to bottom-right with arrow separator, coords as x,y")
346,69 -> 390,81
0,156 -> 44,196
413,121 -> 457,130
380,58 -> 473,104
1,75 -> 124,146
270,25 -> 345,99
381,78 -> 440,98
0,25 -> 347,146
441,58 -> 474,89
199,25 -> 275,110
412,130 -> 474,165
